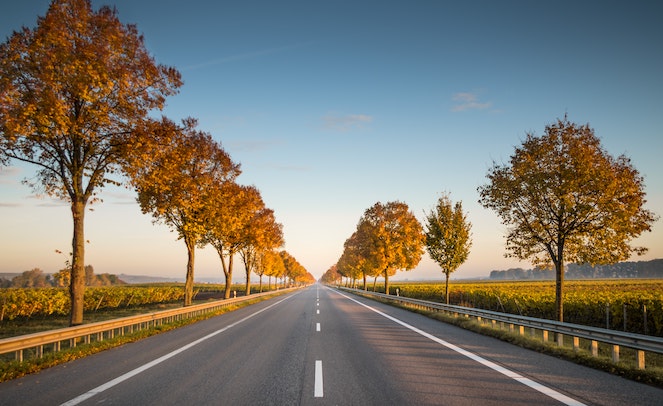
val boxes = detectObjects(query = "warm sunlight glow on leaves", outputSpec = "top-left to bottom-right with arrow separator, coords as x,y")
0,0 -> 181,325
355,201 -> 424,295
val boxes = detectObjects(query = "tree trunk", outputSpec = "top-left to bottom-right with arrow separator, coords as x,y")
259,275 -> 263,292
219,253 -> 233,299
363,273 -> 367,290
184,236 -> 196,306
384,269 -> 390,295
245,268 -> 251,296
555,260 -> 564,322
445,271 -> 450,305
69,199 -> 86,326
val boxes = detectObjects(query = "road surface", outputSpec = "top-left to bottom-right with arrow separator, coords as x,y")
1,284 -> 661,405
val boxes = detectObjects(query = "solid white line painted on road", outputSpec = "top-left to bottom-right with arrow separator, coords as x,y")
60,294 -> 299,406
316,322 -> 321,332
332,289 -> 586,406
314,360 -> 324,397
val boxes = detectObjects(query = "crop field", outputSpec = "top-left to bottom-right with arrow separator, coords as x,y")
0,283 -> 266,322
386,279 -> 663,337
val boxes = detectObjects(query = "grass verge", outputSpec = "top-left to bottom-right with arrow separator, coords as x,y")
368,295 -> 663,389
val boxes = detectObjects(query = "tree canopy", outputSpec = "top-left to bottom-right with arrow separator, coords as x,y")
0,0 -> 181,325
478,117 -> 657,321
239,200 -> 284,295
355,201 -> 424,295
256,249 -> 286,292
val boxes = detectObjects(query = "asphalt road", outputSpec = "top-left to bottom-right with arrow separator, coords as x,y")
1,284 -> 661,405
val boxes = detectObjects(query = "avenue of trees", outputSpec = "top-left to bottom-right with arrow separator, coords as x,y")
0,0 -> 311,324
1,1 -> 657,326
324,118 -> 656,316
324,199 -> 472,298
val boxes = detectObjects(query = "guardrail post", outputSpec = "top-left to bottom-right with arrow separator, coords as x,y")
15,349 -> 23,362
518,325 -> 524,336
573,336 -> 579,351
636,350 -> 645,370
590,340 -> 598,357
491,320 -> 496,329
557,333 -> 564,347
542,330 -> 548,343
612,345 -> 619,363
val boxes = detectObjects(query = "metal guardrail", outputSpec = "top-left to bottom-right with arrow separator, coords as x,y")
340,287 -> 663,369
0,287 -> 298,362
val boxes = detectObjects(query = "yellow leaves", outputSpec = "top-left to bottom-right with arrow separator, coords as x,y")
1,0 -> 182,205
351,201 -> 424,277
128,117 -> 256,257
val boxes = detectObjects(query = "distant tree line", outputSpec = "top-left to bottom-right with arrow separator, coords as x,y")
0,266 -> 125,288
489,259 -> 663,280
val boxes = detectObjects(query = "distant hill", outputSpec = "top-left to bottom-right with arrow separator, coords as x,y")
489,259 -> 663,280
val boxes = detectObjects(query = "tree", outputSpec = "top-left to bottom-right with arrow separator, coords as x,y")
337,231 -> 380,290
356,201 -> 424,295
203,183 -> 259,299
0,0 -> 181,325
126,117 -> 239,306
320,264 -> 341,285
478,117 -> 657,321
424,194 -> 472,304
256,249 -> 284,292
240,204 -> 284,295
12,268 -> 51,288
264,250 -> 287,289
280,250 -> 306,287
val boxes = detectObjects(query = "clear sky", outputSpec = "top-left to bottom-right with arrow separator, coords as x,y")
1,1 -> 661,282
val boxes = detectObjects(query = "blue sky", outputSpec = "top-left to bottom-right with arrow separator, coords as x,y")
1,1 -> 661,281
